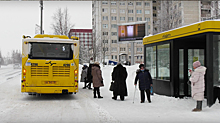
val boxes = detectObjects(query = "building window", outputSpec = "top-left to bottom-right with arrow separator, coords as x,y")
103,32 -> 108,35
111,32 -> 117,36
128,9 -> 133,13
103,47 -> 108,51
111,47 -> 117,52
153,0 -> 156,3
148,25 -> 150,29
145,10 -> 150,14
120,9 -> 125,13
111,24 -> 117,28
115,55 -> 117,59
136,10 -> 142,14
137,48 -> 142,52
146,46 -> 156,78
128,17 -> 134,21
120,48 -> 126,51
129,48 -> 131,52
128,2 -> 133,6
179,2 -> 181,7
111,9 -> 116,13
120,2 -> 125,5
103,40 -> 108,44
103,16 -> 108,20
120,17 -> 125,21
111,16 -> 117,21
179,20 -> 182,24
153,13 -> 157,17
145,2 -> 150,6
145,17 -> 150,22
136,2 -> 141,6
111,1 -> 116,5
112,40 -> 117,43
153,6 -> 157,10
137,17 -> 142,21
102,8 -> 108,13
157,43 -> 170,80
102,1 -> 108,5
103,24 -> 108,28
111,55 -> 114,59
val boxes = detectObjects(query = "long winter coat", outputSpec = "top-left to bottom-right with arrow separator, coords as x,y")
135,69 -> 153,90
112,64 -> 128,96
87,64 -> 93,83
189,66 -> 206,101
80,67 -> 88,82
91,64 -> 104,87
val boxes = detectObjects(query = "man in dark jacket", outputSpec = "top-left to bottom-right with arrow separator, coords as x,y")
134,64 -> 153,103
112,63 -> 128,101
86,63 -> 93,89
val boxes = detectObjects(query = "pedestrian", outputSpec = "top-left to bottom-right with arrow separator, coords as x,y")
189,61 -> 206,112
91,62 -> 104,98
80,65 -> 88,89
86,63 -> 93,89
112,63 -> 128,101
134,64 -> 153,103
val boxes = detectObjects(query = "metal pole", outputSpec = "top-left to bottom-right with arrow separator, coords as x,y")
40,0 -> 43,34
131,42 -> 134,65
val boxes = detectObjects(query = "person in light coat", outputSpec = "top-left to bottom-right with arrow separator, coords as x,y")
189,61 -> 206,112
80,65 -> 88,89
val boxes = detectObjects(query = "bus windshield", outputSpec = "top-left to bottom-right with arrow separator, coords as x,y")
29,42 -> 73,60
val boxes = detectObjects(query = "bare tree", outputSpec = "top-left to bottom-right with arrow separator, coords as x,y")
154,1 -> 181,34
51,8 -> 74,36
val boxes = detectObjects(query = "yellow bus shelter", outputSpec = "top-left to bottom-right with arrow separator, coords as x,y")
143,20 -> 220,107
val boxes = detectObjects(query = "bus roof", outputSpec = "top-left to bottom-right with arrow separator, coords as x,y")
143,20 -> 220,45
23,34 -> 78,43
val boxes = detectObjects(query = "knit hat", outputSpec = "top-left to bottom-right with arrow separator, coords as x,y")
139,64 -> 145,69
193,61 -> 201,68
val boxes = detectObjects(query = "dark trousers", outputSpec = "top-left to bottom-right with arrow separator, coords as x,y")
87,82 -> 91,88
140,89 -> 151,102
94,87 -> 101,97
196,101 -> 202,110
113,92 -> 124,100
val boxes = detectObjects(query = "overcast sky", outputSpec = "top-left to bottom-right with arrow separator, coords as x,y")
0,1 -> 92,57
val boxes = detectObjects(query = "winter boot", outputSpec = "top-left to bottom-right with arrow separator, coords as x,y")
192,101 -> 202,112
97,88 -> 103,99
93,88 -> 97,98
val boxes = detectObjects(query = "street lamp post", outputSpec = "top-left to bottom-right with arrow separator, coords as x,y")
40,0 -> 43,34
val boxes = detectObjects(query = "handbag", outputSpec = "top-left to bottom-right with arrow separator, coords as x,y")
109,81 -> 114,91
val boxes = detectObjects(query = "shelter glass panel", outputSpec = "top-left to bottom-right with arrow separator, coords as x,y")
146,46 -> 156,79
213,35 -> 220,87
157,43 -> 170,80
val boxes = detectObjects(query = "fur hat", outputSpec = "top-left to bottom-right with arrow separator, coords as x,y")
94,62 -> 100,65
193,61 -> 201,68
139,64 -> 145,69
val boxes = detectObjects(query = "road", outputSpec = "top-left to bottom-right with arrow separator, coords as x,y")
0,65 -> 118,123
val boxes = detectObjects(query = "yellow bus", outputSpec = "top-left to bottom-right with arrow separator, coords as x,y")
21,34 -> 79,95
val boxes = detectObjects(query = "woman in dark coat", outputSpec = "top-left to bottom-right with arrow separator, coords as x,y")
134,64 -> 153,103
112,63 -> 128,101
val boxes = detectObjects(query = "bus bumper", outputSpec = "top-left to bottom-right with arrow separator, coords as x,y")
23,87 -> 78,94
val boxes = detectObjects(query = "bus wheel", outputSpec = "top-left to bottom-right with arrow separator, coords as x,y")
68,92 -> 73,94
28,93 -> 36,95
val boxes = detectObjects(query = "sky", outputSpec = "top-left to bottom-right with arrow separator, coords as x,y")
0,1 -> 92,57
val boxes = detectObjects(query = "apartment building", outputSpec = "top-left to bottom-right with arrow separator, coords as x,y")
92,1 -> 153,63
153,1 -> 200,34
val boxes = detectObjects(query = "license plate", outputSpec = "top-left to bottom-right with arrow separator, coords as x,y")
45,81 -> 56,84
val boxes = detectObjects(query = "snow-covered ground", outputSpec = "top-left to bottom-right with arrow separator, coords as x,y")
0,64 -> 219,123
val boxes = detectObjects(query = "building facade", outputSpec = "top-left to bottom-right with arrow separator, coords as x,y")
92,1 -> 153,63
69,29 -> 93,63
